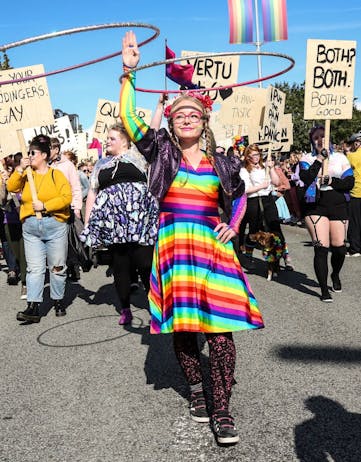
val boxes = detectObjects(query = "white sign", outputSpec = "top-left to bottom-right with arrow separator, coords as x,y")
22,116 -> 77,152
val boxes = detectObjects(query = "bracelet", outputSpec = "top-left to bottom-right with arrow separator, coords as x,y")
320,148 -> 328,159
123,64 -> 137,70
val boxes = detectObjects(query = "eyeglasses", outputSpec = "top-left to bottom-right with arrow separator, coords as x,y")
172,111 -> 203,125
28,150 -> 41,157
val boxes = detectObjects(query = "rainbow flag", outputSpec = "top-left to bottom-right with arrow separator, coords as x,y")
262,0 -> 288,42
228,0 -> 254,44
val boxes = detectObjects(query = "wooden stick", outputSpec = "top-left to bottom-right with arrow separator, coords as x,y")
322,119 -> 331,177
265,143 -> 272,178
16,130 -> 42,219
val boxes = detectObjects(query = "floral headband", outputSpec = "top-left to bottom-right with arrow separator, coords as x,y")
164,91 -> 214,118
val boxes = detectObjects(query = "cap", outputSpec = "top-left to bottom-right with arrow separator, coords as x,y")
348,131 -> 361,143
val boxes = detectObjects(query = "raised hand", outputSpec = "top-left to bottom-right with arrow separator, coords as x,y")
122,31 -> 140,69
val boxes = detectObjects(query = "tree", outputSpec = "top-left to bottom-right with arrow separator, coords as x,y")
0,52 -> 12,70
275,81 -> 361,152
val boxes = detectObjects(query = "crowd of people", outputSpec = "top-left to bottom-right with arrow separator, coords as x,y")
0,30 -> 360,447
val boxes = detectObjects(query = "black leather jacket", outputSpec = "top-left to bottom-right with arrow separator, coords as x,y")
136,128 -> 245,220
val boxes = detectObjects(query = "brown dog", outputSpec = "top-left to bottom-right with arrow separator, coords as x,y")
249,231 -> 283,281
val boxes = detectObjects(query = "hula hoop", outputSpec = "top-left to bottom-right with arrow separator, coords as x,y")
119,51 -> 295,93
0,23 -> 160,86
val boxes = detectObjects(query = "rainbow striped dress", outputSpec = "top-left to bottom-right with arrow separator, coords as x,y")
149,155 -> 264,334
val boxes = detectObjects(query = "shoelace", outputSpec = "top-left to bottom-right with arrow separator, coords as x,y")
190,392 -> 206,409
213,414 -> 235,430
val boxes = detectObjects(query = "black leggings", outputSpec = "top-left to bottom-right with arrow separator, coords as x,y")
109,243 -> 154,309
239,195 -> 286,248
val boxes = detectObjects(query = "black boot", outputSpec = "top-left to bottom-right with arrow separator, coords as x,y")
314,246 -> 332,301
16,302 -> 41,323
330,245 -> 346,293
54,300 -> 66,317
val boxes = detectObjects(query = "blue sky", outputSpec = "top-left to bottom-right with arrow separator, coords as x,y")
1,0 -> 361,130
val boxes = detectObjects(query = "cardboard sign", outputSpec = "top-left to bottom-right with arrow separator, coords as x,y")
86,148 -> 99,161
218,86 -> 267,133
248,113 -> 293,152
22,116 -> 77,152
210,110 -> 246,149
93,98 -> 152,141
304,39 -> 357,120
262,86 -> 286,132
181,51 -> 239,103
75,132 -> 89,161
0,64 -> 54,155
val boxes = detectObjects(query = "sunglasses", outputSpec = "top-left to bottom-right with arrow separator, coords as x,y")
28,150 -> 41,157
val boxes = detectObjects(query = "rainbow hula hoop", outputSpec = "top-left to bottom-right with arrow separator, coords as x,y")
120,51 -> 295,93
0,23 -> 160,86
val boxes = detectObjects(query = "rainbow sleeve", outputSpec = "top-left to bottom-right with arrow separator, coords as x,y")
119,71 -> 149,143
229,193 -> 247,233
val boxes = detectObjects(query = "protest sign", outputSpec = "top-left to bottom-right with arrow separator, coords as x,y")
75,132 -> 88,161
181,51 -> 239,103
86,148 -> 99,161
22,116 -> 77,151
0,64 -> 54,155
218,86 -> 267,132
248,113 -> 293,152
304,39 -> 357,120
257,86 -> 286,149
210,110 -> 246,148
93,99 -> 152,141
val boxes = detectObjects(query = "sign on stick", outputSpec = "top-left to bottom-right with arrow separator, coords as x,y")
304,39 -> 357,120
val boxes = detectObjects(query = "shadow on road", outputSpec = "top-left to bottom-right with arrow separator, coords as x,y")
124,323 -> 212,401
294,396 -> 361,461
275,345 -> 361,363
239,253 -> 320,298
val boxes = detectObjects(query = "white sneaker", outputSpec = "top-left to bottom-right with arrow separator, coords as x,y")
346,252 -> 361,257
20,285 -> 27,300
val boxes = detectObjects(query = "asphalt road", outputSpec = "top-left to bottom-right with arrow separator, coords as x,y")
1,225 -> 361,462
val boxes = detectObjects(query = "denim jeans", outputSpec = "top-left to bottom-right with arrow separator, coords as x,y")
23,216 -> 68,302
0,239 -> 18,272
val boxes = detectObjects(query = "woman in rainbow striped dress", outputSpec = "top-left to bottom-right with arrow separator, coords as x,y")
120,31 -> 264,445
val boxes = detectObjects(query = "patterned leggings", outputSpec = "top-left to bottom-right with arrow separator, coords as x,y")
173,331 -> 236,413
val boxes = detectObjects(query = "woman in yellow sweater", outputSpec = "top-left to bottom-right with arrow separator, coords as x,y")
7,135 -> 72,323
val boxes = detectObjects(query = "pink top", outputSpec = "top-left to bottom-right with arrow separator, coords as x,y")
52,154 -> 82,212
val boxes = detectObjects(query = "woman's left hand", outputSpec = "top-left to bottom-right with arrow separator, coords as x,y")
214,222 -> 236,244
265,159 -> 275,169
32,199 -> 44,212
122,31 -> 140,69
